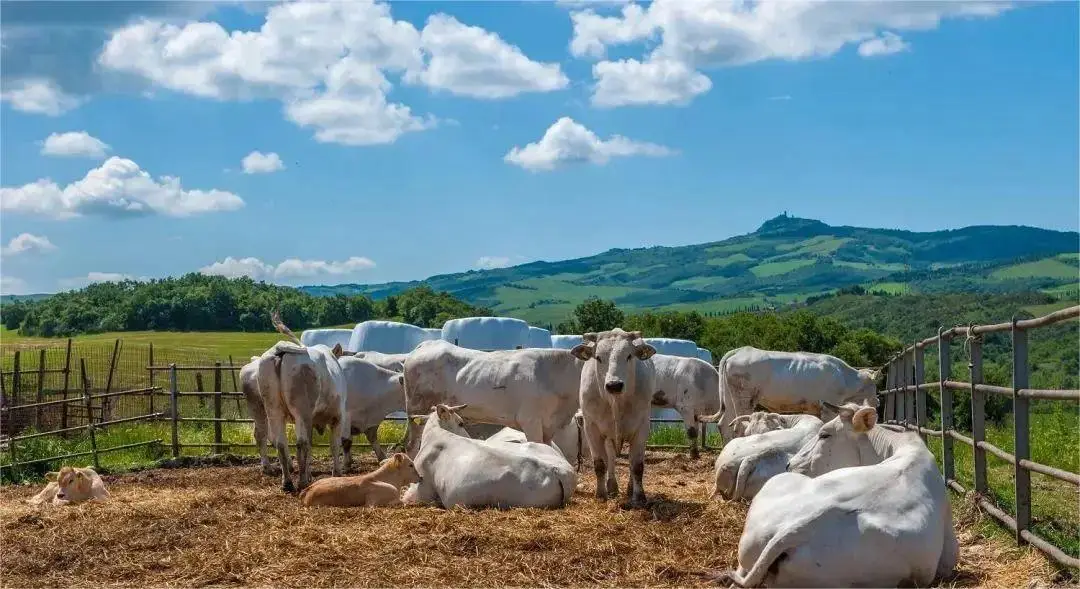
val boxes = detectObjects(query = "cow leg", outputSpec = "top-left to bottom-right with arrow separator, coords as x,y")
294,419 -> 313,490
604,437 -> 619,498
266,411 -> 293,493
583,420 -> 610,500
628,430 -> 647,507
521,420 -> 545,444
365,426 -> 387,462
245,394 -> 273,475
328,421 -> 343,478
686,425 -> 700,460
405,418 -> 423,459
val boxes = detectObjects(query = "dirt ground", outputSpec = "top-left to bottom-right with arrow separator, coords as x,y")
0,452 -> 1065,588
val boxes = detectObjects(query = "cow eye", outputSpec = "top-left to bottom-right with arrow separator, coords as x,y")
819,432 -> 831,439
595,357 -> 603,364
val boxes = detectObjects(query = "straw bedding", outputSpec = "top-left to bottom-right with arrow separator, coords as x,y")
0,452 -> 1063,588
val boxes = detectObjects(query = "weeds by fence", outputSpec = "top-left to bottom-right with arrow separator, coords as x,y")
880,305 -> 1080,569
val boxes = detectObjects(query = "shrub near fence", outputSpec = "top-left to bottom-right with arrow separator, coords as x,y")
880,305 -> 1080,570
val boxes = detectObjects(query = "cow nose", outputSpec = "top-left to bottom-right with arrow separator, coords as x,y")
605,380 -> 624,394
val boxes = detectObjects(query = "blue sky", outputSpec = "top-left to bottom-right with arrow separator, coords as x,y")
1,0 -> 1077,295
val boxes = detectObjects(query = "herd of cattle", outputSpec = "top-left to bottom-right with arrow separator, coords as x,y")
26,315 -> 961,587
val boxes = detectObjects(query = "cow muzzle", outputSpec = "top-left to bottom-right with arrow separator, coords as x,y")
604,380 -> 625,394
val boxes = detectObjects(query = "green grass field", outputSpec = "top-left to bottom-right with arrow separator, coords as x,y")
749,258 -> 816,278
990,258 -> 1079,281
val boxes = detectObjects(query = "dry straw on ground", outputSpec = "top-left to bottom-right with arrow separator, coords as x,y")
0,452 -> 1066,588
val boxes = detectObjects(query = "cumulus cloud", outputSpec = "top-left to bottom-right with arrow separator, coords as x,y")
858,32 -> 911,57
200,256 -> 377,282
504,117 -> 674,172
592,58 -> 711,107
241,151 -> 284,174
570,0 -> 1016,107
0,157 -> 244,219
2,233 -> 57,257
41,131 -> 110,158
98,1 -> 566,146
0,275 -> 29,295
407,14 -> 568,99
0,78 -> 82,115
475,256 -> 512,270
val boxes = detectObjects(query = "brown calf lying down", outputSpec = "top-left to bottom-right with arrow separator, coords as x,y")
299,453 -> 420,507
28,466 -> 110,507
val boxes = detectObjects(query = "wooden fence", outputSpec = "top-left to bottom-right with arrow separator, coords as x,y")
879,305 -> 1079,569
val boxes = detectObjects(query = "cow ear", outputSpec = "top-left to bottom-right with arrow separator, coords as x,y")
582,332 -> 598,343
332,343 -> 344,357
570,342 -> 595,361
627,330 -> 643,340
397,375 -> 405,385
633,342 -> 656,360
45,472 -> 59,482
853,407 -> 878,433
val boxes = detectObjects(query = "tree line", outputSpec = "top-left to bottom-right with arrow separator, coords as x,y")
0,274 -> 490,337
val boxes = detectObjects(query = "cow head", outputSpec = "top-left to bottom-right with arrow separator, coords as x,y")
730,411 -> 785,437
857,368 -> 881,398
786,401 -> 878,477
410,403 -> 470,436
47,466 -> 96,503
571,329 -> 656,396
382,453 -> 422,485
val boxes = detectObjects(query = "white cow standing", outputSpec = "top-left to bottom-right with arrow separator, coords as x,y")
401,340 -> 583,455
711,414 -> 822,501
573,329 -> 656,506
337,355 -> 406,465
706,346 -> 880,442
720,401 -> 958,587
649,354 -> 720,459
404,404 -> 576,509
258,314 -> 350,492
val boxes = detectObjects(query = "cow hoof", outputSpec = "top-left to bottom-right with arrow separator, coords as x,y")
282,480 -> 296,494
689,450 -> 700,460
606,482 -> 619,497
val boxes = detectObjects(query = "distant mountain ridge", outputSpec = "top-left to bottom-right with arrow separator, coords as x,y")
314,216 -> 1073,324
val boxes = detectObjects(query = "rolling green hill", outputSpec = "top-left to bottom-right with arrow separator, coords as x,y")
304,215 -> 1078,325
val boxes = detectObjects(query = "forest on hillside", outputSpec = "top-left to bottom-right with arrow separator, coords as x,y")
0,275 -> 490,337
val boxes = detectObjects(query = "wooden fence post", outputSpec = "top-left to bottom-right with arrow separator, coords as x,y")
885,357 -> 895,422
61,338 -> 72,431
1011,317 -> 1030,545
938,328 -> 954,484
914,343 -> 926,442
169,364 -> 179,459
213,362 -> 222,454
898,350 -> 908,425
228,355 -> 241,414
195,373 -> 206,408
148,343 -> 155,417
102,339 -> 120,421
12,350 -> 20,407
80,359 -> 100,470
969,333 -> 987,495
34,349 -> 46,430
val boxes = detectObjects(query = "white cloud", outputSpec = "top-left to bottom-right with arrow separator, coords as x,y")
0,276 -> 29,295
58,272 -> 146,289
41,131 -> 111,159
570,0 -> 1016,107
505,117 -> 674,172
407,14 -> 568,99
199,256 -> 377,282
98,1 -> 565,146
1,233 -> 57,257
0,157 -> 244,219
241,151 -> 284,174
475,256 -> 512,270
768,95 -> 793,101
858,32 -> 911,57
592,58 -> 711,107
0,78 -> 82,116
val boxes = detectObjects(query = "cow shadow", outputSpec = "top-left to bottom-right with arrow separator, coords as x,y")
622,493 -> 706,521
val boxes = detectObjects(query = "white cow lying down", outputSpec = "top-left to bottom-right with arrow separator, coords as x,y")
28,466 -> 109,506
466,414 -> 589,467
720,402 -> 958,588
403,404 -> 577,509
712,414 -> 822,501
729,411 -> 792,438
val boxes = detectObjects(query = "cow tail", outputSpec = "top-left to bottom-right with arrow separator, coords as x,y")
699,357 -> 728,424
733,459 -> 754,500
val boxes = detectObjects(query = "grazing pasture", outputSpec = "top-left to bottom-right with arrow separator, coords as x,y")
0,453 -> 1063,588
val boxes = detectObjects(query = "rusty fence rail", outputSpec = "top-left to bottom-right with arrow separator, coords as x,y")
879,305 -> 1079,569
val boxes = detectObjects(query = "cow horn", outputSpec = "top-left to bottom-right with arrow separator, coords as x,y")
821,401 -> 842,412
445,403 -> 468,412
697,409 -> 723,423
728,415 -> 752,427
